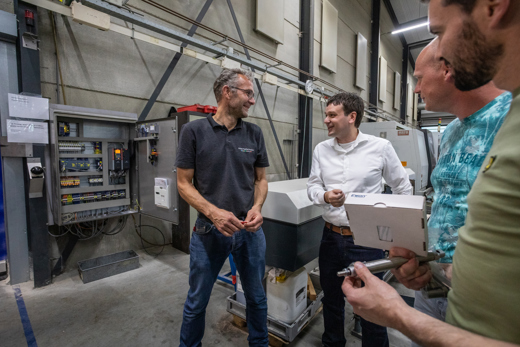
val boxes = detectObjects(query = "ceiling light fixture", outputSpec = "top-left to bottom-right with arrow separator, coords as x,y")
391,21 -> 429,35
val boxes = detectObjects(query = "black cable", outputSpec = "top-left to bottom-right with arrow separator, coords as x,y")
103,216 -> 127,235
131,214 -> 169,257
135,225 -> 166,246
136,224 -> 166,257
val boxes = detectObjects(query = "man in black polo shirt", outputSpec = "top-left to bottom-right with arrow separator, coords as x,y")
176,68 -> 269,347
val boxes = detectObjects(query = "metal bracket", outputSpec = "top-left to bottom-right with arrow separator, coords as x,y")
212,37 -> 227,46
214,46 -> 234,59
22,32 -> 39,50
265,62 -> 282,70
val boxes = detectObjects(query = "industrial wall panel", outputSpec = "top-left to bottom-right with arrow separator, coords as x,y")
355,33 -> 368,90
0,11 -> 17,42
320,0 -> 338,73
0,41 -> 18,137
379,56 -> 387,103
413,91 -> 419,121
256,0 -> 285,44
394,71 -> 401,110
407,82 -> 413,118
2,157 -> 30,284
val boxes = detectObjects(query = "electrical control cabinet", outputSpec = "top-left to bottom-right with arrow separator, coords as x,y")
48,105 -> 186,227
46,106 -> 202,254
49,104 -> 136,226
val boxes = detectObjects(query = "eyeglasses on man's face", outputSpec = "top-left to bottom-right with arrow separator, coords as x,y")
230,86 -> 255,100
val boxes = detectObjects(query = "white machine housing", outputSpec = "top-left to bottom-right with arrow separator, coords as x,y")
360,121 -> 429,195
430,131 -> 441,161
261,178 -> 324,271
262,178 -> 323,224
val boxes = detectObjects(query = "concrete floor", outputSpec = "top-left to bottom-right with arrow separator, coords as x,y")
0,247 -> 412,347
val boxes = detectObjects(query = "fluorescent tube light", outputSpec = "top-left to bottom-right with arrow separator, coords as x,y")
392,21 -> 429,35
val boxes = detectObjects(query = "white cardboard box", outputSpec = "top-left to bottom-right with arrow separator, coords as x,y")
344,193 -> 428,256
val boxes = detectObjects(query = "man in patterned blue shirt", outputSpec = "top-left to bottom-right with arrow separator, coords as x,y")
398,38 -> 511,336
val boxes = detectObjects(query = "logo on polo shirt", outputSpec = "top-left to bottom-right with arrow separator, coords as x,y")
239,147 -> 255,153
483,155 -> 497,173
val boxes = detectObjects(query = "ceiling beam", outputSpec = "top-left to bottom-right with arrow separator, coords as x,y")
382,0 -> 407,47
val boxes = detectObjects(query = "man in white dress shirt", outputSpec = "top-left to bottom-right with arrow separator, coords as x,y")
307,92 -> 412,347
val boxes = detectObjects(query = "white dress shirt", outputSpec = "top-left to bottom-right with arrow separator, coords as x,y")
307,131 -> 412,227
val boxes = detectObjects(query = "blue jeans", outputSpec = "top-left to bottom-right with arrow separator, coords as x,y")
319,225 -> 389,347
179,218 -> 268,347
410,294 -> 448,347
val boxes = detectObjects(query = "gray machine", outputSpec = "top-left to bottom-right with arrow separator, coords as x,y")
360,121 -> 429,195
262,178 -> 323,271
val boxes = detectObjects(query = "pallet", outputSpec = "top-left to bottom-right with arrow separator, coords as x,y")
230,305 -> 323,346
232,314 -> 289,346
307,274 -> 317,301
227,272 -> 323,343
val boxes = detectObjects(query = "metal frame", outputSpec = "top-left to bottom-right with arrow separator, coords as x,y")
23,0 -> 410,126
298,0 -> 314,179
382,0 -> 407,48
169,111 -> 193,254
225,0 -> 292,179
138,0 -> 214,121
25,147 -> 52,287
2,157 -> 30,284
401,44 -> 410,123
369,0 -> 381,117
16,1 -> 41,95
81,0 -> 330,98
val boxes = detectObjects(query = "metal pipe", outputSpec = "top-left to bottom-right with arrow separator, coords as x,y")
337,250 -> 445,277
140,0 -> 342,94
81,0 -> 338,97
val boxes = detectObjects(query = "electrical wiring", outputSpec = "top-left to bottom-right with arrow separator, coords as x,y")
102,216 -> 127,236
131,214 -> 169,257
50,215 -> 128,240
48,227 -> 70,238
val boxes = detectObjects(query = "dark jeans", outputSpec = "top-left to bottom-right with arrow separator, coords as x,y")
179,218 -> 268,347
319,225 -> 389,347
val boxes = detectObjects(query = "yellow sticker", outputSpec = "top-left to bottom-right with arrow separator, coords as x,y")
401,161 -> 407,167
483,155 -> 497,173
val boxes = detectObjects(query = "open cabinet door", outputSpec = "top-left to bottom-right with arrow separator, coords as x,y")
134,111 -> 219,253
135,111 -> 209,254
134,117 -> 179,225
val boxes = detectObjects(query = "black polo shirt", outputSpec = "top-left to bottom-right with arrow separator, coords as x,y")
175,115 -> 269,221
